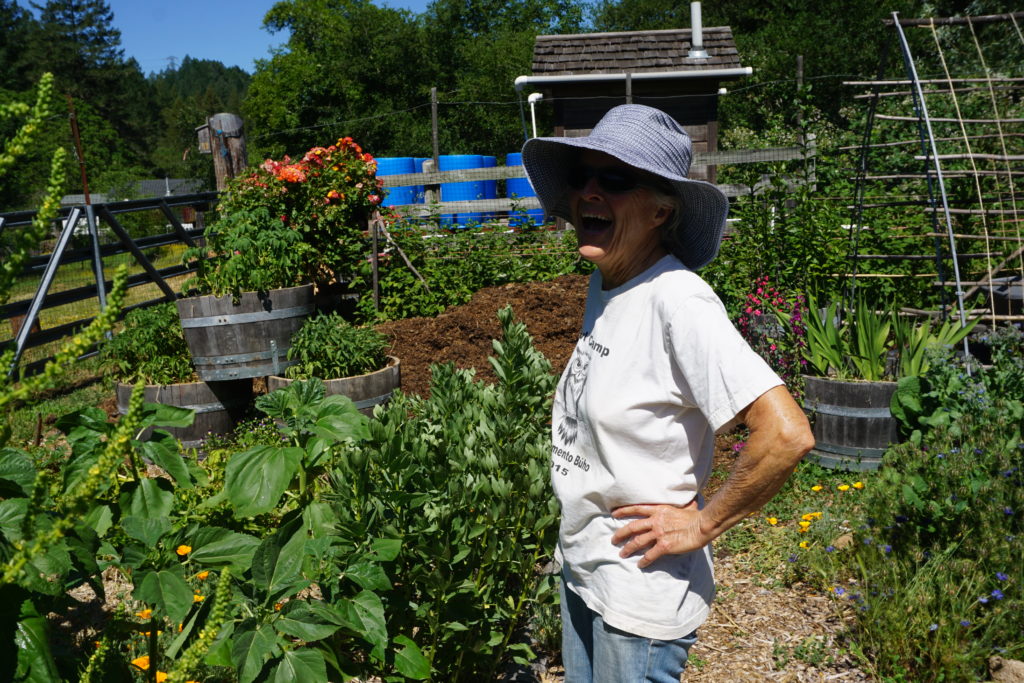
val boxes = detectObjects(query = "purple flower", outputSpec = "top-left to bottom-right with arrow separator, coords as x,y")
834,587 -> 846,596
825,545 -> 835,553
979,595 -> 990,604
997,572 -> 1009,581
960,620 -> 971,627
929,623 -> 938,632
787,554 -> 798,563
992,589 -> 1005,600
1004,508 -> 1014,516
936,453 -> 946,459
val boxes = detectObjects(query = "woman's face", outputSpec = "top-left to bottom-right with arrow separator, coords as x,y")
567,150 -> 670,289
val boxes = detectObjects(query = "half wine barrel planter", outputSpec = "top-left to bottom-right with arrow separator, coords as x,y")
802,375 -> 900,472
176,284 -> 314,381
116,379 -> 253,449
267,356 -> 401,416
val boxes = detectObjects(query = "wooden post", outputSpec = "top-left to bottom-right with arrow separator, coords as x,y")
625,72 -> 632,104
429,88 -> 440,205
205,113 -> 247,191
430,87 -> 440,168
796,55 -> 805,145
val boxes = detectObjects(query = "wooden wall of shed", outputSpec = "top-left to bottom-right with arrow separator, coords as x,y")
546,81 -> 722,182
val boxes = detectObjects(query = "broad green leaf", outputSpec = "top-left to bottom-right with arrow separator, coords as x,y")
335,590 -> 388,660
270,648 -> 327,683
344,560 -> 392,591
203,620 -> 236,667
135,569 -> 193,624
14,597 -> 61,683
120,515 -> 172,546
23,543 -> 72,596
139,432 -> 193,489
302,501 -> 339,538
0,448 -> 36,496
189,531 -> 261,570
232,624 -> 281,683
0,498 -> 29,541
276,602 -> 341,642
370,537 -> 401,561
129,478 -> 175,519
225,445 -> 303,517
392,634 -> 431,680
145,402 -> 196,428
252,523 -> 306,600
55,407 -> 109,441
80,504 -> 114,537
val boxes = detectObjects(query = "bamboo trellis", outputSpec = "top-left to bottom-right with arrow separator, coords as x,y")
846,11 -> 1024,328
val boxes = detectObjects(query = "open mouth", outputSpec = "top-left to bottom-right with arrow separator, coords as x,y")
579,212 -> 613,234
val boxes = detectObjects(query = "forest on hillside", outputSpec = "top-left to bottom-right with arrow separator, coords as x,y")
1,0 -> 1021,212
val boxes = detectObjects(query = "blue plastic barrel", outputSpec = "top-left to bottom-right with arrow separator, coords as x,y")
505,152 -> 545,227
376,157 -> 416,207
439,154 -> 485,227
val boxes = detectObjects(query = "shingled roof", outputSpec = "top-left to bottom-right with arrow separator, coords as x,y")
531,27 -> 742,76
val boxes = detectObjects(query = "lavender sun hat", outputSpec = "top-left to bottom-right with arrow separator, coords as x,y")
521,104 -> 729,271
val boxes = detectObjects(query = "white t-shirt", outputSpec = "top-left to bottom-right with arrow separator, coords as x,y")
551,254 -> 782,640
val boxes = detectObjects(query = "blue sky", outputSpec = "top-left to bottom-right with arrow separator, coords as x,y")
103,0 -> 433,75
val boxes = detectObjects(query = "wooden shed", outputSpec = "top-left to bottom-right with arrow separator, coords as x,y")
515,27 -> 750,182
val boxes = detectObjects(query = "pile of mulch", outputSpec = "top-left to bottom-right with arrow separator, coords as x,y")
374,274 -> 589,399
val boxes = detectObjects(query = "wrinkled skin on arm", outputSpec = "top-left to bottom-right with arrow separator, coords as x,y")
610,385 -> 815,569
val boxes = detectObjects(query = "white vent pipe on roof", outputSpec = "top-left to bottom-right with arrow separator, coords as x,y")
688,2 -> 708,59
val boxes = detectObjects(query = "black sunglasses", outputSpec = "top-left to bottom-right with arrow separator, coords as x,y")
566,164 -> 644,194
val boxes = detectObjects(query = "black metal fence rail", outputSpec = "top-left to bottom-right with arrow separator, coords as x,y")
1,191 -> 218,377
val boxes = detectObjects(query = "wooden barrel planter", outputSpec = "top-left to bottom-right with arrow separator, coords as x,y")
116,379 -> 253,449
267,356 -> 400,417
802,375 -> 900,472
176,284 -> 314,382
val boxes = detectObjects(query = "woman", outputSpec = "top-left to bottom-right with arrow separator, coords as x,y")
522,105 -> 814,681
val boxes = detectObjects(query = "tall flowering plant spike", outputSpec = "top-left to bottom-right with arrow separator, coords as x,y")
183,137 -> 385,298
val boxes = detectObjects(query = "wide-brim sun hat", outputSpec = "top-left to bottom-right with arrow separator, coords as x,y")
521,104 -> 729,271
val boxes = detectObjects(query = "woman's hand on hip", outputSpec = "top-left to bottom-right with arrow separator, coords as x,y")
610,500 -> 707,569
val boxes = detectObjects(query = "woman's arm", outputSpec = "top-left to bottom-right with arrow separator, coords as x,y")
611,385 -> 814,569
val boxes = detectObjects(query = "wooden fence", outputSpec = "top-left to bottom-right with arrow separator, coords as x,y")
1,143 -> 812,376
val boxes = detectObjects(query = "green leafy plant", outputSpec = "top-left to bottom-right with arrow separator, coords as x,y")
333,306 -> 562,679
183,137 -> 382,298
99,301 -> 195,384
778,293 -> 976,381
284,312 -> 390,380
223,379 -> 370,518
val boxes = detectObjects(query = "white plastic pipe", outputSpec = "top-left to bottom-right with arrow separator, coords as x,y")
688,2 -> 708,59
528,92 -> 543,138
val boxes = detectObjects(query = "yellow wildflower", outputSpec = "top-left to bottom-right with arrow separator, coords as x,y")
799,520 -> 811,529
766,517 -> 778,526
811,485 -> 823,492
176,545 -> 192,556
136,608 -> 153,619
274,602 -> 284,611
838,484 -> 851,491
852,481 -> 865,490
196,570 -> 210,580
156,673 -> 168,683
142,630 -> 163,637
131,655 -> 150,670
799,541 -> 810,549
193,593 -> 205,603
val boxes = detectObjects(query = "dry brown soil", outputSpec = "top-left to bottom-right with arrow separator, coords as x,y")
376,275 -> 868,681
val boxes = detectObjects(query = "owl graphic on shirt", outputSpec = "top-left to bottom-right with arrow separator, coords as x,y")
557,346 -> 591,445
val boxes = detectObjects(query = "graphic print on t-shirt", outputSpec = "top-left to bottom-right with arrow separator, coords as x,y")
557,344 -> 592,445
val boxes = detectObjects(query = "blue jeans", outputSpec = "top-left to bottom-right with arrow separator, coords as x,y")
560,578 -> 698,683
